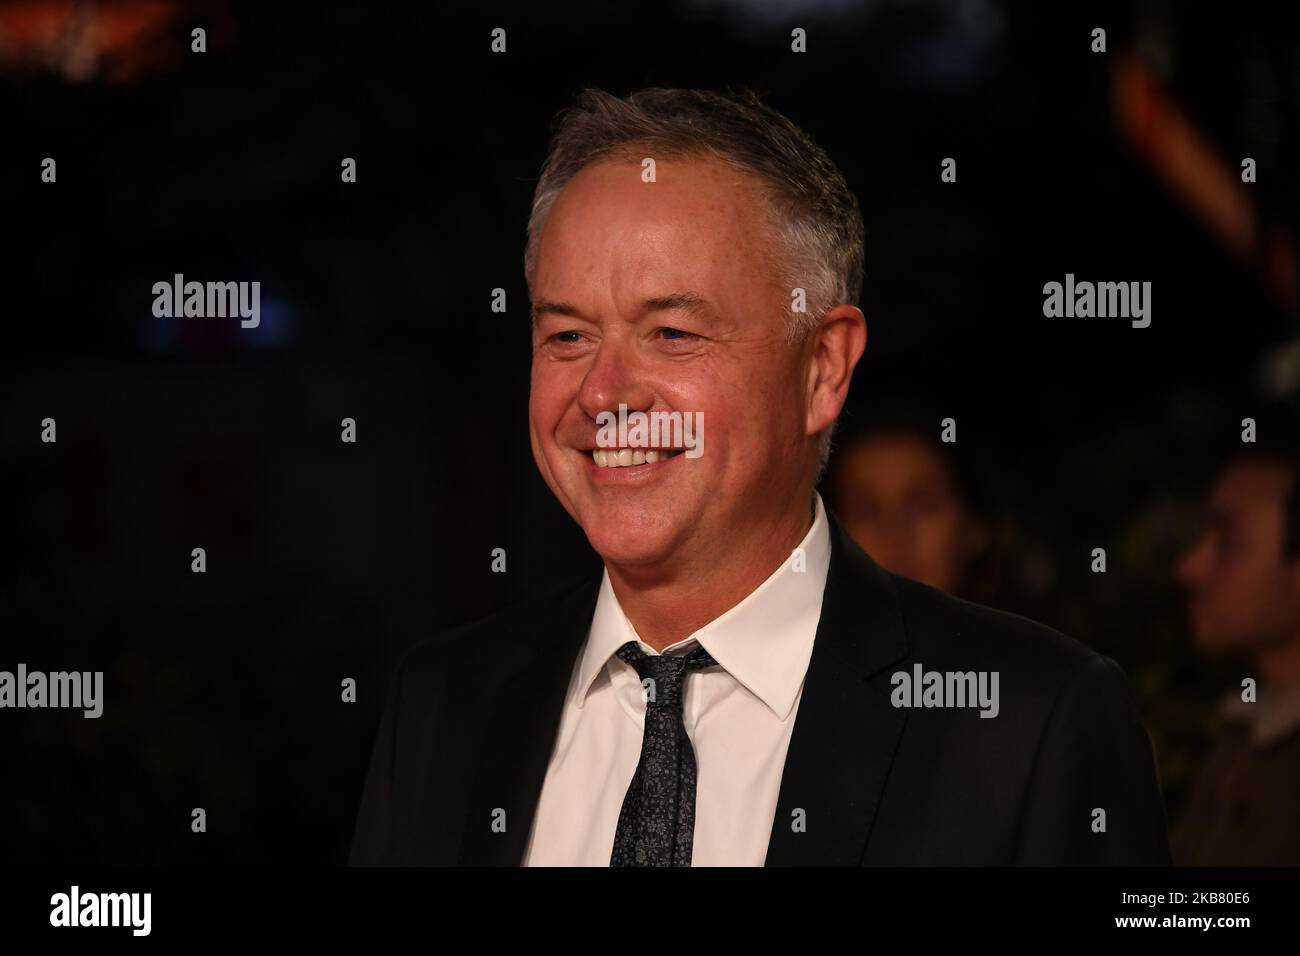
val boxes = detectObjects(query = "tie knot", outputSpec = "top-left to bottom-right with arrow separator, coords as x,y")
615,640 -> 716,708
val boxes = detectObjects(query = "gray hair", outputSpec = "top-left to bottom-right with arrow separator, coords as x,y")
524,86 -> 864,479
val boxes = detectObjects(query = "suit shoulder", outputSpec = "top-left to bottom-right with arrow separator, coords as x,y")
395,573 -> 600,684
888,573 -> 1114,686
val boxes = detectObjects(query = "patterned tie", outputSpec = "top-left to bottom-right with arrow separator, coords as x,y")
609,639 -> 718,866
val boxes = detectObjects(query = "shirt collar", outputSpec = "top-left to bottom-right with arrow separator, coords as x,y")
574,492 -> 832,721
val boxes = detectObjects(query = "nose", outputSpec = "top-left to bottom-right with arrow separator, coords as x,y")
577,336 -> 655,424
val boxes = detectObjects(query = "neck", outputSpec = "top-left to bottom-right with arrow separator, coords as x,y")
606,492 -> 818,651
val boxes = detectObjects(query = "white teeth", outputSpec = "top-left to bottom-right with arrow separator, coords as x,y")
591,448 -> 684,468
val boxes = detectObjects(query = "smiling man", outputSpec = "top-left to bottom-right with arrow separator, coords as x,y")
349,87 -> 1172,867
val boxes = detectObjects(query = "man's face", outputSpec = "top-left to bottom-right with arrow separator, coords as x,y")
528,155 -> 812,573
1176,461 -> 1300,653
832,433 -> 985,594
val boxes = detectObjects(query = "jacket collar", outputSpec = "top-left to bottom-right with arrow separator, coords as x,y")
458,504 -> 909,866
762,505 -> 910,865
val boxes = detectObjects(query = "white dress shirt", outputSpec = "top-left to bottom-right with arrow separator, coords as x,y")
522,493 -> 832,866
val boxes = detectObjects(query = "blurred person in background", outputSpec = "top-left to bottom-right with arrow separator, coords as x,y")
1173,413 -> 1300,865
826,415 -> 1002,605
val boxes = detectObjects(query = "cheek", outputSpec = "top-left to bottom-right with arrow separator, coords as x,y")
1206,568 -> 1267,618
933,512 -> 967,551
914,517 -> 949,551
678,350 -> 801,448
660,378 -> 728,448
722,388 -> 803,460
529,366 -> 569,430
908,513 -> 962,565
1250,568 -> 1298,613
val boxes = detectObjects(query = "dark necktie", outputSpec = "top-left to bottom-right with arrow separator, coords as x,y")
609,639 -> 717,866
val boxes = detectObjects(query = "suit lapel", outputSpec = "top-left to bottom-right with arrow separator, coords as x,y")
764,509 -> 910,865
457,577 -> 600,865
456,508 -> 908,866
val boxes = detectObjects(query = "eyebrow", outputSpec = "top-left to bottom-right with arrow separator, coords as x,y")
530,291 -> 713,326
530,299 -> 586,324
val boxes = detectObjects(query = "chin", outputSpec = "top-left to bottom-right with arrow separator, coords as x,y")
582,520 -> 681,568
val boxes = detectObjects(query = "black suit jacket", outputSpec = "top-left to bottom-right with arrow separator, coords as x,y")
350,508 -> 1172,865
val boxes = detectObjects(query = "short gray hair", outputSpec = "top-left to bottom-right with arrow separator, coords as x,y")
524,86 -> 864,479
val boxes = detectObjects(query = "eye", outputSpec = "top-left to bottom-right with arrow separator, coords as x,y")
658,327 -> 698,341
549,330 -> 585,344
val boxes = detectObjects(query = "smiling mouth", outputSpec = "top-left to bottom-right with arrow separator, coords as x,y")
589,448 -> 686,468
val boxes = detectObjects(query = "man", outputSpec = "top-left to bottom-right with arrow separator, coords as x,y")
349,87 -> 1170,866
1173,422 -> 1300,865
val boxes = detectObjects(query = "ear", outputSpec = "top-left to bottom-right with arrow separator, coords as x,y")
806,304 -> 867,438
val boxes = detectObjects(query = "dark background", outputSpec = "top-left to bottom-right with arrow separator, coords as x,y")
1,0 -> 1297,863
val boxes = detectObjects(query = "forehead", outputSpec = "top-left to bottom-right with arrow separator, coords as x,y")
1211,460 -> 1296,517
533,154 -> 780,307
838,435 -> 957,493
